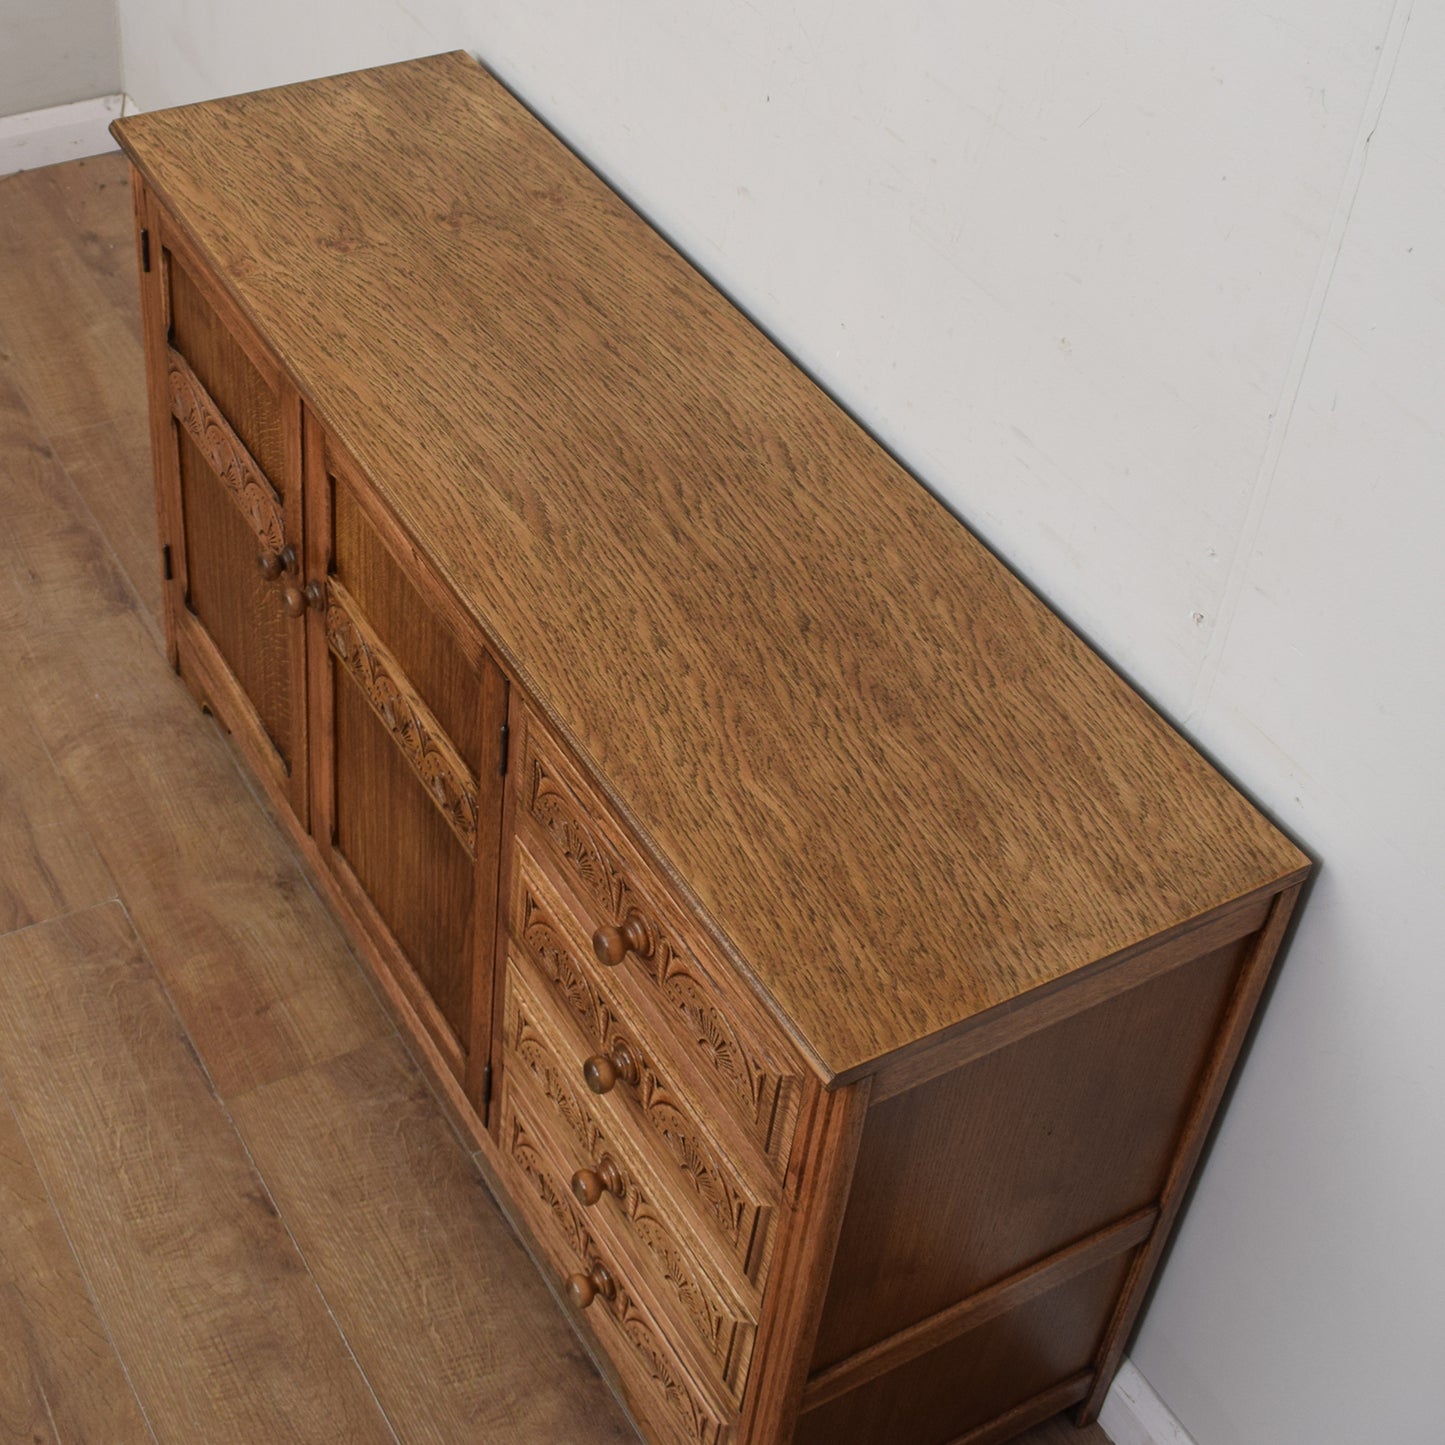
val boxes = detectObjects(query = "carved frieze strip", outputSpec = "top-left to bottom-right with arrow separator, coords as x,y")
166,346 -> 286,554
324,578 -> 479,856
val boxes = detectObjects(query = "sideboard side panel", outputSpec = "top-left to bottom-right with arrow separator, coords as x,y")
813,925 -> 1251,1371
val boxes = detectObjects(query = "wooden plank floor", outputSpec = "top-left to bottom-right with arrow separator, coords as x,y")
0,152 -> 1115,1445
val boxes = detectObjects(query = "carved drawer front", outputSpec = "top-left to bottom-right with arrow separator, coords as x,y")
498,1078 -> 734,1445
516,712 -> 803,1176
501,1028 -> 758,1404
506,850 -> 781,1285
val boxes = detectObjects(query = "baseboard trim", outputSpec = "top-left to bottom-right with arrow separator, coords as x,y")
0,94 -> 125,177
1100,1359 -> 1197,1445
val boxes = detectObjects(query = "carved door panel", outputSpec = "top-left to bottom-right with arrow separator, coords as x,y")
137,187 -> 308,824
306,426 -> 508,1115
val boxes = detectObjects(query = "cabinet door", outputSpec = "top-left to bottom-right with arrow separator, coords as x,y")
307,429 -> 508,1114
136,187 -> 308,824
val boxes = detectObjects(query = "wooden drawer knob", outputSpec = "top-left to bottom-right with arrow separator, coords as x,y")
591,911 -> 653,967
566,1260 -> 615,1310
582,1041 -> 640,1096
571,1155 -> 625,1207
257,545 -> 297,581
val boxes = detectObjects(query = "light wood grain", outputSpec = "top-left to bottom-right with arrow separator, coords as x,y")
113,54 -> 1309,1078
0,366 -> 139,642
0,162 -> 159,647
0,671 -> 116,937
0,371 -> 121,934
45,411 -> 165,627
0,165 -> 147,437
228,1033 -> 637,1444
0,904 -> 395,1443
20,151 -> 144,346
0,1095 -> 154,1444
13,604 -> 388,1099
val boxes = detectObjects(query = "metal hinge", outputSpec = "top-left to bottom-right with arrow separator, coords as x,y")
161,543 -> 172,580
140,228 -> 151,273
498,721 -> 510,776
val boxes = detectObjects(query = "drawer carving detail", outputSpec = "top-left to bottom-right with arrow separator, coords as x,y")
628,1205 -> 729,1366
166,345 -> 286,553
616,1304 -> 716,1445
527,753 -> 627,917
507,1106 -> 593,1265
515,892 -> 757,1259
511,1002 -> 606,1161
651,966 -> 775,1147
324,578 -> 479,856
520,890 -> 607,1039
505,1109 -> 724,1445
515,1081 -> 752,1392
524,757 -> 797,1162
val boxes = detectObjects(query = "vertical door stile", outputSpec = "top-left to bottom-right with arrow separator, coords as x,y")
303,409 -> 335,852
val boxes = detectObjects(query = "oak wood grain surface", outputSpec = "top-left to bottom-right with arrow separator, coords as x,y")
813,931 -> 1248,1366
113,53 -> 1309,1079
0,150 -> 1113,1445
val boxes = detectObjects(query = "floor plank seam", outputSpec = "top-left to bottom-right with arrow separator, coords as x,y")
0,892 -> 125,944
0,1062 -> 162,1444
109,893 -> 408,1444
206,1084 -> 408,1445
0,151 -> 1115,1445
38,420 -> 167,652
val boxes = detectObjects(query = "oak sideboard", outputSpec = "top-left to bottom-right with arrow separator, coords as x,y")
112,51 -> 1310,1445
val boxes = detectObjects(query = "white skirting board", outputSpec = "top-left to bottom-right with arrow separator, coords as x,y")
0,94 -> 131,178
1100,1359 -> 1198,1445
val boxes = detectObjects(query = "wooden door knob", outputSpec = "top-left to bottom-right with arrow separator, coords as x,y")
582,1040 -> 640,1096
280,581 -> 307,617
566,1260 -> 615,1310
592,912 -> 653,967
303,580 -> 327,612
571,1155 -> 625,1207
257,550 -> 283,580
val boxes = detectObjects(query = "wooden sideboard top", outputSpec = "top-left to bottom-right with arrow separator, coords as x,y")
113,51 -> 1308,1083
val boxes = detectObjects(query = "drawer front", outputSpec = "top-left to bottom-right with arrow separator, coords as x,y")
498,1083 -> 734,1445
503,1034 -> 757,1401
516,713 -> 803,1173
507,852 -> 777,1283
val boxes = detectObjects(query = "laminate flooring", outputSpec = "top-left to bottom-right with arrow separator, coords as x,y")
0,151 -> 1114,1445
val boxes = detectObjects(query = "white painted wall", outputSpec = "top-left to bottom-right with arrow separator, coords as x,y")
110,3 -> 1445,1442
0,0 -> 121,117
